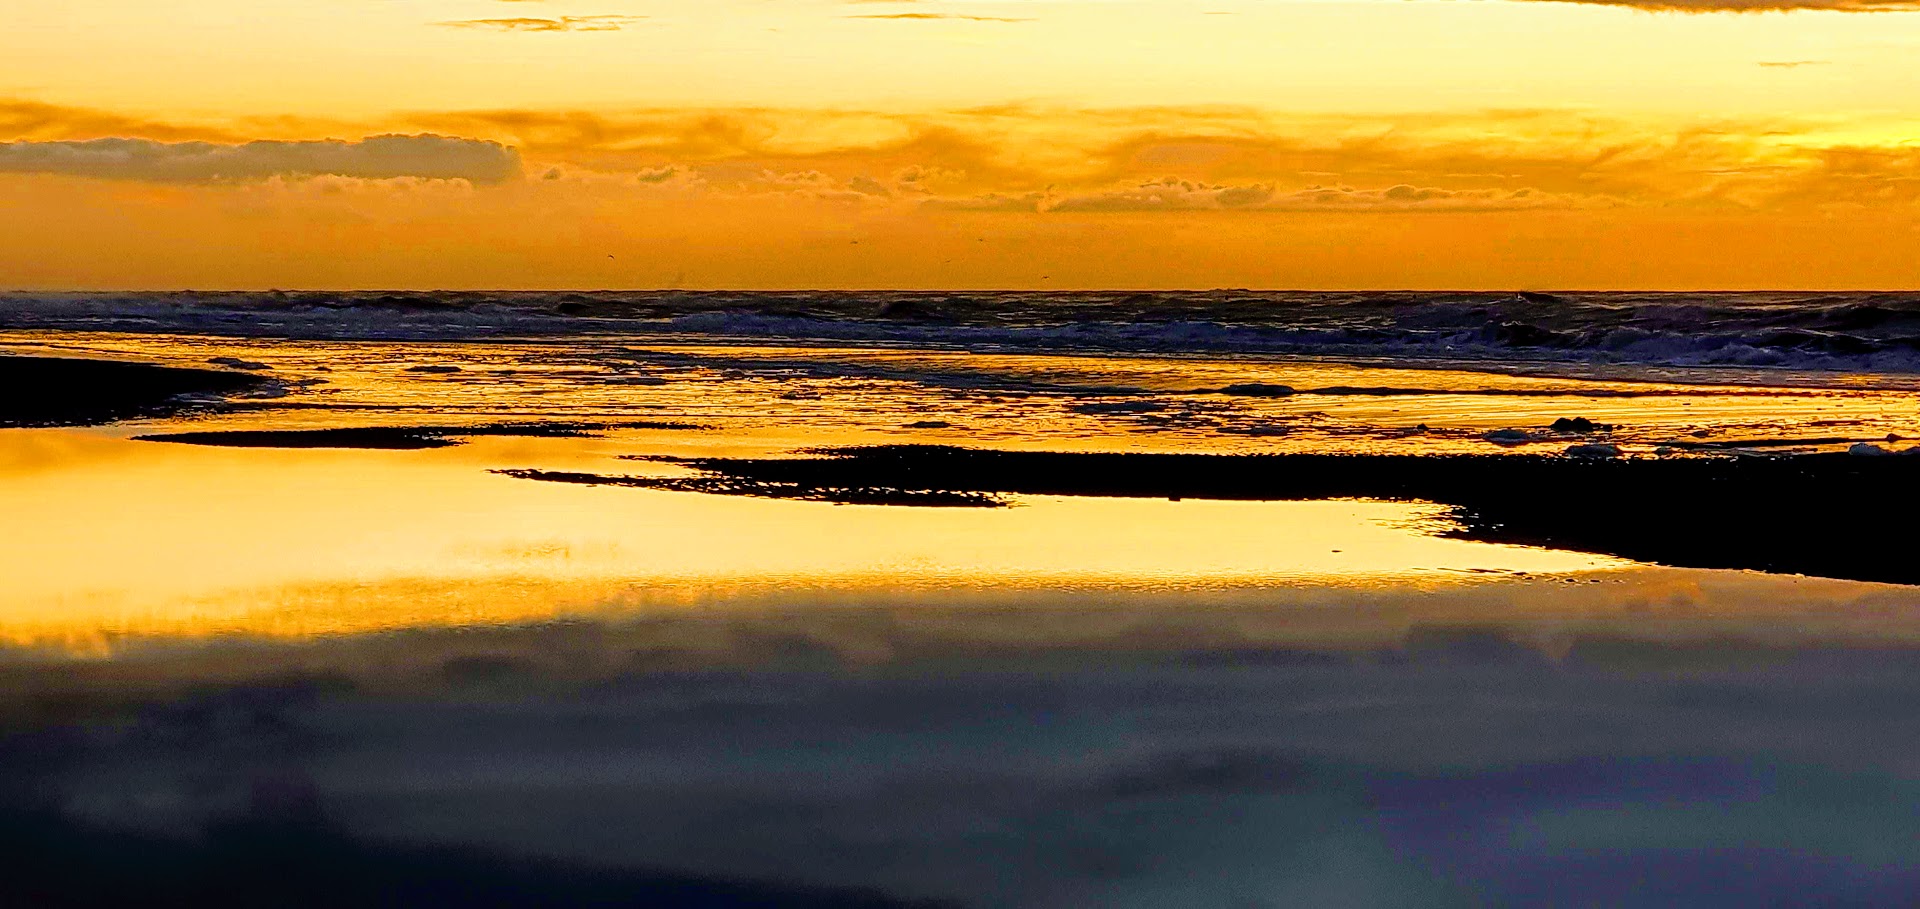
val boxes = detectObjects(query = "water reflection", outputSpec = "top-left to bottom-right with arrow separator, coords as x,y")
0,429 -> 1624,651
10,407 -> 1920,906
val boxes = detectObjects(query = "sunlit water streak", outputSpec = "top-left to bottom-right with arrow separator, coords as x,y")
0,429 -> 1632,653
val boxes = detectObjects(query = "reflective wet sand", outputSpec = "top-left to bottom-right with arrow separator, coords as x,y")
8,336 -> 1920,907
9,333 -> 1920,457
4,335 -> 1917,655
5,421 -> 1919,664
1,428 -> 1636,652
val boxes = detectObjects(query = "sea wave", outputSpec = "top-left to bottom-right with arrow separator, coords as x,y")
9,290 -> 1920,373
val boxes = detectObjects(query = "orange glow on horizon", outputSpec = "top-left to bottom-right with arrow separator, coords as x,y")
2,1 -> 1919,288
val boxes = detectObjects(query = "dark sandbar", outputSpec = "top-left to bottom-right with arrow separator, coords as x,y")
511,445 -> 1920,585
0,355 -> 266,427
496,468 -> 1004,507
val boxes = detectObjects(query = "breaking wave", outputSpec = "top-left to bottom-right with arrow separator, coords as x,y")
11,290 -> 1920,373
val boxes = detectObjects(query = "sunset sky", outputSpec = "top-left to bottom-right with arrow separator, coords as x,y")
4,0 -> 1920,289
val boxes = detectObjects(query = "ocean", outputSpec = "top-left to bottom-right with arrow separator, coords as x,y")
11,290 -> 1920,376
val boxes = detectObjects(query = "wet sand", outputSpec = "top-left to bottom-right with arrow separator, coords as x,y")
7,335 -> 1920,906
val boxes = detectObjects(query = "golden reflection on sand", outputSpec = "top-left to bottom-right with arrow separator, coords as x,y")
0,429 -> 1626,652
10,333 -> 1919,458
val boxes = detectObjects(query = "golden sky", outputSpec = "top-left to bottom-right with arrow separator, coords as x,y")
3,0 -> 1919,288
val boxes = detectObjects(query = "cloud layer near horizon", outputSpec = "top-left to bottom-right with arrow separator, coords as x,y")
0,135 -> 523,184
1518,0 -> 1920,11
445,0 -> 1920,17
6,102 -> 1920,213
438,16 -> 647,32
2,99 -> 1919,290
394,104 -> 1920,213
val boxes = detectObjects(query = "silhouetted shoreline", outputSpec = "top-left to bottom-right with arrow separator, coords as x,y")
0,355 -> 266,427
504,445 -> 1920,585
135,421 -> 704,450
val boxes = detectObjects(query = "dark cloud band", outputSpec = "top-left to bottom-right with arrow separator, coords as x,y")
0,135 -> 523,184
1520,0 -> 1917,10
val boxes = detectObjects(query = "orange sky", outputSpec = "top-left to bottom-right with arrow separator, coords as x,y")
2,0 -> 1919,289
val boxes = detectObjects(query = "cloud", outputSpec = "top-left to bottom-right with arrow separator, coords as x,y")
439,16 -> 646,32
923,179 -> 1593,214
8,101 -> 1920,215
394,104 -> 1920,214
1513,0 -> 1919,10
0,135 -> 523,184
634,165 -> 684,184
1038,178 -> 1273,212
1260,183 -> 1591,212
409,108 -> 1025,190
846,13 -> 1035,21
919,191 -> 1047,212
0,100 -> 241,144
1765,145 -> 1920,207
846,175 -> 895,197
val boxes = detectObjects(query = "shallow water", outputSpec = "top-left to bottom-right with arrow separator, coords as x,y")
0,428 -> 1634,652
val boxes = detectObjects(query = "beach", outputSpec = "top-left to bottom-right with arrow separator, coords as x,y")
3,294 -> 1920,905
